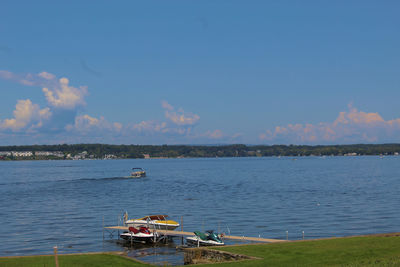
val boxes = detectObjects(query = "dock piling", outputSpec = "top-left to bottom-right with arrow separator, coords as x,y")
53,246 -> 59,267
181,216 -> 184,245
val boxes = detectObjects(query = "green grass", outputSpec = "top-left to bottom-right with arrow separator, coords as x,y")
201,235 -> 400,266
2,235 -> 400,266
0,253 -> 149,267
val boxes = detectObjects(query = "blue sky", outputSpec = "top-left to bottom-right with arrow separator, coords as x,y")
1,1 -> 400,145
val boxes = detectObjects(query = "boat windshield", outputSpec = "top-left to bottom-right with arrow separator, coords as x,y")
139,215 -> 169,220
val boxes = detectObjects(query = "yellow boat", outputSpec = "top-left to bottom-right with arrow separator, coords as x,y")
125,215 -> 180,230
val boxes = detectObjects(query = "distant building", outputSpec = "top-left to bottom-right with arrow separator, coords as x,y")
35,151 -> 64,158
73,151 -> 88,160
12,151 -> 33,157
344,153 -> 357,156
143,154 -> 150,159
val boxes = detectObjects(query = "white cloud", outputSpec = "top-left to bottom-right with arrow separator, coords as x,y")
260,106 -> 400,144
162,100 -> 200,126
120,102 -> 237,144
0,70 -> 52,87
42,77 -> 88,109
165,110 -> 200,126
0,70 -> 14,80
161,100 -> 174,111
0,99 -> 51,131
127,102 -> 201,139
0,70 -> 88,109
0,69 -> 229,144
38,71 -> 56,80
127,101 -> 202,140
66,114 -> 122,134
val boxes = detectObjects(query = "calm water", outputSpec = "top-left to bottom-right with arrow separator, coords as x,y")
0,156 -> 399,257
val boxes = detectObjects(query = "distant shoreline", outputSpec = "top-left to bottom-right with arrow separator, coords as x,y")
0,154 -> 398,162
0,143 -> 399,161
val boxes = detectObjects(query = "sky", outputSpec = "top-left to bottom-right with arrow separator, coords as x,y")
0,1 -> 400,145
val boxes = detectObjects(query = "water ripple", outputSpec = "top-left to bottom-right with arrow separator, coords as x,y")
1,156 -> 400,256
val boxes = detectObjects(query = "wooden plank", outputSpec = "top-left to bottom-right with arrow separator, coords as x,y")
152,229 -> 194,236
104,226 -> 284,243
104,226 -> 128,230
223,235 -> 284,243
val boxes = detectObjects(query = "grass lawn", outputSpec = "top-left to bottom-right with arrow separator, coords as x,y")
2,235 -> 400,266
0,253 -> 150,267
205,235 -> 400,266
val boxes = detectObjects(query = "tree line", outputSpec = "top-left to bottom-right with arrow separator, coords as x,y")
0,143 -> 400,159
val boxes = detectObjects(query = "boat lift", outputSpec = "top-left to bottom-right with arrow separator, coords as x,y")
103,226 -> 285,244
103,213 -> 285,245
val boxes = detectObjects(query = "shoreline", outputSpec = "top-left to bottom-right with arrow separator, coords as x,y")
1,143 -> 400,161
2,233 -> 400,266
1,232 -> 400,258
0,153 -> 398,162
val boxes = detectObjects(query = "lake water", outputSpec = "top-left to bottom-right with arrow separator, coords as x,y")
1,156 -> 399,258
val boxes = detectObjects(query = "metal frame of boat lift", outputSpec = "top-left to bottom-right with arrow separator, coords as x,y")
103,215 -> 183,245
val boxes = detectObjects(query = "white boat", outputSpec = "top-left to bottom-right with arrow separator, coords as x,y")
186,236 -> 225,246
186,230 -> 225,246
125,214 -> 180,230
120,226 -> 154,243
130,168 -> 146,178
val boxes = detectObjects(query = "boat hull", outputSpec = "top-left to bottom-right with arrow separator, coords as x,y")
129,173 -> 146,178
186,236 -> 224,246
120,232 -> 154,243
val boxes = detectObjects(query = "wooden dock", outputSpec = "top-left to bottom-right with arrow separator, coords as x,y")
104,226 -> 284,243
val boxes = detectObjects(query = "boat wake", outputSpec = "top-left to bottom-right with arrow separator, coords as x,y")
0,176 -> 132,186
77,176 -> 128,181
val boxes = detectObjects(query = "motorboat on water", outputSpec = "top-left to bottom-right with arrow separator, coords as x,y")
120,226 -> 154,243
125,214 -> 180,230
130,168 -> 146,178
186,230 -> 225,246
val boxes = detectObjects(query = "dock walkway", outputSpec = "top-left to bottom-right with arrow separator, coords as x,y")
104,226 -> 284,243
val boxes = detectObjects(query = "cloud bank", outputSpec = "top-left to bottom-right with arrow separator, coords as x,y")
0,70 -> 87,110
5,69 -> 398,145
58,101 -> 228,144
260,105 -> 400,144
128,101 -> 204,139
0,71 -> 228,144
0,70 -> 88,135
